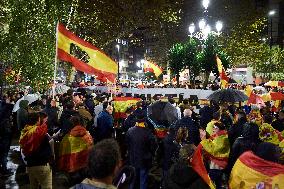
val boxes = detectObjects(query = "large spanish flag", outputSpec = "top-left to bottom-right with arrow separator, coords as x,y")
56,23 -> 118,82
143,61 -> 163,78
58,125 -> 93,173
229,151 -> 284,189
19,124 -> 48,156
216,56 -> 229,89
113,97 -> 141,119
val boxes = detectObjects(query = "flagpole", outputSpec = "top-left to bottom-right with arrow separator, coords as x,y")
53,23 -> 59,99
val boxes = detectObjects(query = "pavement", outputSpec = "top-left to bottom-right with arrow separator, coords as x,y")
0,144 -> 69,189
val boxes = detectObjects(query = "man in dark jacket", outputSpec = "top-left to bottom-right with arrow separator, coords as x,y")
95,105 -> 114,142
43,99 -> 59,134
126,112 -> 158,189
0,96 -> 14,177
17,99 -> 29,131
59,101 -> 80,135
175,109 -> 200,146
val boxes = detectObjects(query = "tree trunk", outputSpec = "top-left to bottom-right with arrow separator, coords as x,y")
203,71 -> 210,89
176,74 -> 180,88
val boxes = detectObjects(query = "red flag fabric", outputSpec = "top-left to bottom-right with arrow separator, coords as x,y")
19,124 -> 48,156
57,23 -> 118,83
58,125 -> 93,173
247,92 -> 265,106
113,97 -> 141,119
270,92 -> 284,101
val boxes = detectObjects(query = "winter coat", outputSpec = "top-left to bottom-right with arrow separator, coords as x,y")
162,131 -> 180,171
17,100 -> 29,130
228,118 -> 247,146
72,178 -> 117,189
96,110 -> 114,142
175,116 -> 201,146
43,105 -> 59,134
59,109 -> 80,135
126,125 -> 158,169
164,159 -> 210,189
272,118 -> 284,132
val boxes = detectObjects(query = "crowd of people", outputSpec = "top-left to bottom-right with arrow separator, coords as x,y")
0,88 -> 284,189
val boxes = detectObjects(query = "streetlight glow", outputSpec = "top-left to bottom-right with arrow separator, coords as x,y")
204,25 -> 211,38
202,0 -> 210,9
188,23 -> 195,35
268,10 -> 276,16
115,44 -> 120,51
199,19 -> 206,30
216,21 -> 223,33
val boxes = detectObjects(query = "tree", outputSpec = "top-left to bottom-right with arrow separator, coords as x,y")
197,35 -> 230,88
168,43 -> 185,87
0,0 -> 184,90
183,37 -> 200,86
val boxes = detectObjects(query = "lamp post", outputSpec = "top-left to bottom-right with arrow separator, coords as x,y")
116,44 -> 120,83
268,10 -> 276,49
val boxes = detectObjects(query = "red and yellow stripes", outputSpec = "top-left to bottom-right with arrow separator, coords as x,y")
191,144 -> 216,189
143,61 -> 163,78
19,124 -> 48,155
216,56 -> 229,89
229,151 -> 284,189
58,125 -> 93,173
57,23 -> 118,83
113,97 -> 141,119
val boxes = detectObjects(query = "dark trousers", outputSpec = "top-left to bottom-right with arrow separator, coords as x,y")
130,168 -> 148,189
0,136 -> 11,172
209,169 -> 223,189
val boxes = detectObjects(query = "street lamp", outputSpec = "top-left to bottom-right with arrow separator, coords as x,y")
199,19 -> 206,30
203,25 -> 211,38
116,44 -> 120,82
202,0 -> 210,10
268,10 -> 276,16
268,10 -> 276,48
215,21 -> 223,34
188,23 -> 195,37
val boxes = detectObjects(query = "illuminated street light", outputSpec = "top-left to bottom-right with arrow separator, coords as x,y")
188,23 -> 195,36
203,25 -> 211,38
202,0 -> 210,9
268,10 -> 276,16
199,19 -> 206,30
216,21 -> 223,33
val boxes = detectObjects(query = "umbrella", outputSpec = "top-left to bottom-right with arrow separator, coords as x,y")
13,94 -> 40,112
147,101 -> 178,126
207,88 -> 248,103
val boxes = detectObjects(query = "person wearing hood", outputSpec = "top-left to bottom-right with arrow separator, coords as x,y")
226,122 -> 261,176
17,99 -> 29,131
59,101 -> 80,136
58,116 -> 93,184
164,144 -> 210,189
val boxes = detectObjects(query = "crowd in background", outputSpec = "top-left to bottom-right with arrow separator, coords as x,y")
0,87 -> 283,189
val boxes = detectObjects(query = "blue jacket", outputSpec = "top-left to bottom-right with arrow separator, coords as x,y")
96,110 -> 114,142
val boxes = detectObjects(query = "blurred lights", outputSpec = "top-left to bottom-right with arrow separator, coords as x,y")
199,19 -> 206,30
202,0 -> 210,9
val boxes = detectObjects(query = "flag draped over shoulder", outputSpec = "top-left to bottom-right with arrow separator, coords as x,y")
229,151 -> 284,189
58,125 -> 93,173
19,124 -> 48,156
191,144 -> 216,189
113,97 -> 141,119
216,56 -> 229,89
143,61 -> 163,78
57,23 -> 118,83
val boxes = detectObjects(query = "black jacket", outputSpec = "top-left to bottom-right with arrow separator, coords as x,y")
162,132 -> 180,171
126,126 -> 158,169
272,118 -> 284,132
59,109 -> 80,135
25,136 -> 53,167
175,117 -> 201,146
164,160 -> 210,189
43,106 -> 59,134
228,118 -> 247,146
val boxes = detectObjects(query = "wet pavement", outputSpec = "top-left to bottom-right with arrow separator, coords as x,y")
0,145 -> 70,189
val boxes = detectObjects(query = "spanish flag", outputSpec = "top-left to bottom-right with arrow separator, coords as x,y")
229,151 -> 284,189
56,23 -> 118,82
143,60 -> 163,78
19,124 -> 48,156
113,97 -> 141,119
58,125 -> 93,173
216,56 -> 229,89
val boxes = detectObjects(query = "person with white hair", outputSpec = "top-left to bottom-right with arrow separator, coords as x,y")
175,108 -> 201,146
